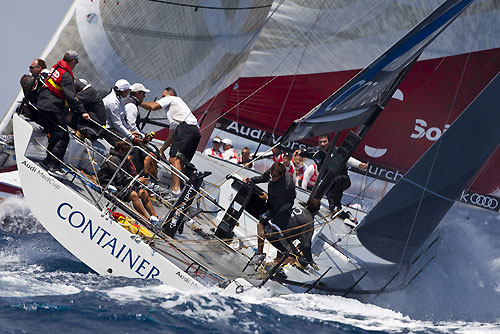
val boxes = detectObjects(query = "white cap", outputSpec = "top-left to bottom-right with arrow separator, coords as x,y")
212,136 -> 221,143
131,83 -> 150,93
114,79 -> 131,91
222,138 -> 232,146
78,78 -> 89,86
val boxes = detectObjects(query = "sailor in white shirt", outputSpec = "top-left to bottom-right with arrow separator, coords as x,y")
221,138 -> 240,163
102,79 -> 142,146
141,87 -> 200,196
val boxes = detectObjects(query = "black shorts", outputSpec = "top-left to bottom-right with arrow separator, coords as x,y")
170,123 -> 201,163
117,187 -> 133,202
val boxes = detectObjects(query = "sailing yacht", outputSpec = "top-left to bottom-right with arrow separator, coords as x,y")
11,0 -> 499,297
1,0 -> 499,210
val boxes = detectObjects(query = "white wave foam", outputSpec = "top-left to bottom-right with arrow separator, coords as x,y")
0,271 -> 80,297
106,285 -> 243,324
104,283 -> 500,332
0,195 -> 44,234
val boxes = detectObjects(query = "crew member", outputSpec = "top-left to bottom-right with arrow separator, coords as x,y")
301,163 -> 318,191
203,136 -> 223,158
125,83 -> 150,134
20,59 -> 50,125
271,146 -> 283,163
97,141 -> 158,222
102,79 -> 142,147
71,78 -> 106,140
293,151 -> 307,187
309,134 -> 367,212
122,82 -> 158,179
268,198 -> 321,267
29,58 -> 47,77
282,152 -> 296,183
28,59 -> 49,102
36,50 -> 86,177
221,138 -> 240,163
243,162 -> 296,259
239,146 -> 253,169
141,87 -> 200,197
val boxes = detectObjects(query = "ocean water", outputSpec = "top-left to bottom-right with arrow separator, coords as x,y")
0,196 -> 499,333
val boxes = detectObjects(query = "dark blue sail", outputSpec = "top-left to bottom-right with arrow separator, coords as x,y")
281,0 -> 474,144
357,71 -> 500,263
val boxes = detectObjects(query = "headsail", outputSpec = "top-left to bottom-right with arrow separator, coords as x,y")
356,70 -> 500,263
281,0 -> 474,144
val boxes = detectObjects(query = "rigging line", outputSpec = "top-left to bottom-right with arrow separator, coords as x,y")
199,76 -> 279,132
349,52 -> 497,206
145,0 -> 273,11
145,205 -> 337,250
316,0 -> 387,48
397,45 -> 475,271
271,0 -> 327,136
193,0 -> 287,118
359,6 -> 500,178
168,194 -> 340,247
197,0 -> 389,135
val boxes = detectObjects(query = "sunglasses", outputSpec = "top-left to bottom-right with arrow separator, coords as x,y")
29,65 -> 40,70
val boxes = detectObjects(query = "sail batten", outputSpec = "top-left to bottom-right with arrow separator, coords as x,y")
357,70 -> 500,263
281,0 -> 474,143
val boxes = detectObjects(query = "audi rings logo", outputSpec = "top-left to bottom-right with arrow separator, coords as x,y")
460,191 -> 499,211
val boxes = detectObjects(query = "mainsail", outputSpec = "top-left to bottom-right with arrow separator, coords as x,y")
280,0 -> 474,143
356,70 -> 500,263
1,0 -> 273,136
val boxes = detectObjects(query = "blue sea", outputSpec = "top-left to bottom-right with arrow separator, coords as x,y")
0,195 -> 499,333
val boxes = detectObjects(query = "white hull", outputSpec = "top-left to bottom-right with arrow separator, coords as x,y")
13,113 -> 403,296
13,114 -> 297,295
14,114 -> 205,290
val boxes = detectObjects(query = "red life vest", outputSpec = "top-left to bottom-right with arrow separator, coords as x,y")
272,154 -> 283,163
208,148 -> 223,158
307,164 -> 318,187
286,162 -> 295,178
227,148 -> 241,163
46,60 -> 74,99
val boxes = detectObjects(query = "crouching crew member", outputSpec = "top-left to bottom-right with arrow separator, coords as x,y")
97,141 -> 158,222
243,162 -> 296,260
268,198 -> 321,268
